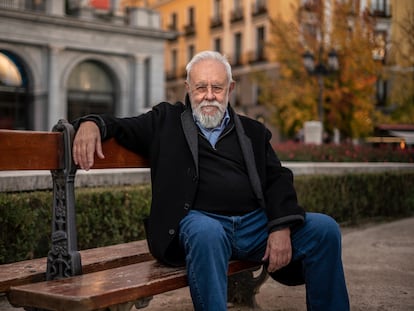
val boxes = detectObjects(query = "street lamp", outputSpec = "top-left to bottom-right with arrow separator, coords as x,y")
302,47 -> 339,124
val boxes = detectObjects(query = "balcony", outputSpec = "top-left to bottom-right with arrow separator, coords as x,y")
252,1 -> 267,17
184,24 -> 196,36
230,7 -> 244,23
166,70 -> 177,81
210,15 -> 223,29
167,23 -> 177,31
370,7 -> 392,18
231,55 -> 243,67
247,50 -> 267,64
180,67 -> 187,79
0,0 -> 46,12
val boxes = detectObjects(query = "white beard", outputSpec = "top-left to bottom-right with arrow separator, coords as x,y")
192,100 -> 227,128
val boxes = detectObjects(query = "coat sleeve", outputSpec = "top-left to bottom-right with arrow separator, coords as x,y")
72,102 -> 175,158
263,131 -> 305,232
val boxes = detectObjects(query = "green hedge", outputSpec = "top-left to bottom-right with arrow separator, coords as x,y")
294,172 -> 414,224
0,185 -> 151,264
1,172 -> 413,264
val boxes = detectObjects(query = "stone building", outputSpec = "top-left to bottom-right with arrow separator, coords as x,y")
0,0 -> 174,131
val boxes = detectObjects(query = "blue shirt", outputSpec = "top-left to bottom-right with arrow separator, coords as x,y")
195,109 -> 230,148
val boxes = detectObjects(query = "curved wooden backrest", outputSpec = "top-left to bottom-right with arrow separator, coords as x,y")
0,130 -> 149,171
0,129 -> 63,170
92,138 -> 150,169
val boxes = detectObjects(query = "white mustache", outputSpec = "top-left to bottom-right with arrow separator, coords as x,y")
199,100 -> 224,112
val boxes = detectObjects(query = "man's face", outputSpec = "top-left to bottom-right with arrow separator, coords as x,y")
186,59 -> 234,128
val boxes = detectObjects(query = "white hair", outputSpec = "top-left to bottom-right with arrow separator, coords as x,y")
186,51 -> 233,85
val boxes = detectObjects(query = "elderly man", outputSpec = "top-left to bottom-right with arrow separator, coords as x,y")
73,50 -> 349,311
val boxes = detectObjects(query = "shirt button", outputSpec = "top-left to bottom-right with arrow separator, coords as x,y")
168,229 -> 175,235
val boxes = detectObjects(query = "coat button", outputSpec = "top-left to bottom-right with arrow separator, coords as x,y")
168,229 -> 175,235
184,203 -> 190,210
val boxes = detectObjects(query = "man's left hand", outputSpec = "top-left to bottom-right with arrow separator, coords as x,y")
262,227 -> 292,273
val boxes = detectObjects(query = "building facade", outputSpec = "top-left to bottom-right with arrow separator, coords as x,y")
142,0 -> 300,142
2,0 -> 410,135
133,0 -> 411,142
0,0 -> 173,131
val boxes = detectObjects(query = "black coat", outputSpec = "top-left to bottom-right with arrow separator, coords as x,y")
95,97 -> 305,266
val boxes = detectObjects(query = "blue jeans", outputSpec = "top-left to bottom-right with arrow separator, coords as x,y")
179,209 -> 349,311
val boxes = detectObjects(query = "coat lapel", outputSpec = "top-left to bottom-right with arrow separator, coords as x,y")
181,96 -> 199,175
233,112 -> 265,205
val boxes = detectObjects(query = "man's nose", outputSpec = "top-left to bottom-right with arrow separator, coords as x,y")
204,86 -> 216,100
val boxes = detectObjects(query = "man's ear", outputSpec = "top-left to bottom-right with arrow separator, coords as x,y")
184,80 -> 190,93
228,81 -> 235,94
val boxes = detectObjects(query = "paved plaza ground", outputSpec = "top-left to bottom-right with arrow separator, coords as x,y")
1,217 -> 413,310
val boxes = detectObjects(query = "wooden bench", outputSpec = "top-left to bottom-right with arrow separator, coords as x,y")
0,120 -> 267,311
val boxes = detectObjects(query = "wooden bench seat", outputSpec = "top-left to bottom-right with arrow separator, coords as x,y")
8,260 -> 260,311
0,120 -> 267,310
0,240 -> 151,293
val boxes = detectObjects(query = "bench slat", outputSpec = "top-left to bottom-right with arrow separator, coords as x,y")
0,130 -> 63,170
0,240 -> 151,293
9,260 -> 260,311
92,138 -> 149,169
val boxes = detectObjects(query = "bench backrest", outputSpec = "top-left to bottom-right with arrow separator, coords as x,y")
0,130 -> 63,171
0,120 -> 149,281
0,129 -> 149,171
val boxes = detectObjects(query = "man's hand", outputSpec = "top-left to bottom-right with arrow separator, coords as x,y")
73,121 -> 105,170
262,227 -> 292,273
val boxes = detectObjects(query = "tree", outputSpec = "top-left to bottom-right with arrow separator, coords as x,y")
258,1 -> 383,140
385,7 -> 414,124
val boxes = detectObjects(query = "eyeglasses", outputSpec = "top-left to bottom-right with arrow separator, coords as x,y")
191,84 -> 226,96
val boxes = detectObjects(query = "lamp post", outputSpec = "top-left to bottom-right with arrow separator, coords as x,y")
302,47 -> 339,125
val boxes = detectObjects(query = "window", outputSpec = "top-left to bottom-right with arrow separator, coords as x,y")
211,0 -> 223,28
256,26 -> 265,61
67,60 -> 115,121
188,7 -> 195,26
169,12 -> 177,30
214,38 -> 222,53
252,0 -> 267,15
0,51 -> 31,129
188,44 -> 195,62
167,49 -> 178,80
231,0 -> 243,22
234,0 -> 242,10
26,0 -> 46,11
234,32 -> 242,65
214,0 -> 222,18
185,7 -> 196,36
171,49 -> 177,73
371,0 -> 391,16
376,79 -> 387,106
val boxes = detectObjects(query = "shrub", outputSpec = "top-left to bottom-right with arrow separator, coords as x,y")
274,142 -> 414,162
1,172 -> 413,264
0,185 -> 151,264
294,172 -> 414,224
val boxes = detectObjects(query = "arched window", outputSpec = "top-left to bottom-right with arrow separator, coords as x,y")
67,60 -> 116,121
0,51 -> 31,129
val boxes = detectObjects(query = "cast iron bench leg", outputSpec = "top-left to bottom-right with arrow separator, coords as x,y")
106,297 -> 153,311
228,265 -> 268,308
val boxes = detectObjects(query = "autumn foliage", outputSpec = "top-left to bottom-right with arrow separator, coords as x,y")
258,1 -> 385,140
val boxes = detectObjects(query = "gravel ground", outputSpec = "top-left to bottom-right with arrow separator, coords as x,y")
1,217 -> 413,310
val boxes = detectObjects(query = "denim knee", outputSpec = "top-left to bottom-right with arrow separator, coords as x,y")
316,213 -> 341,245
179,211 -> 230,254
